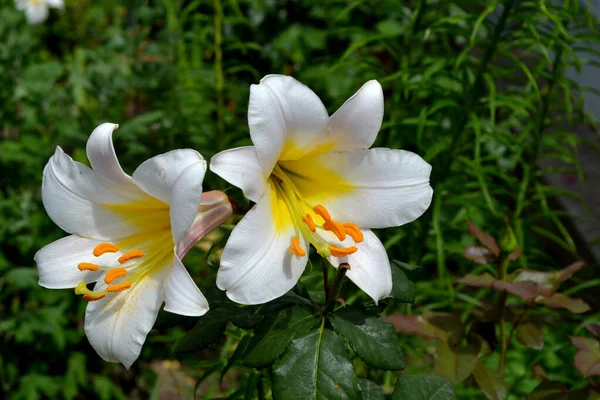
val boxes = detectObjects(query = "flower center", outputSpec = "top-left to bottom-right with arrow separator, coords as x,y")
269,164 -> 363,259
74,231 -> 173,301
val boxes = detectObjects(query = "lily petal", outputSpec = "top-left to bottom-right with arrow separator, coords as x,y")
84,267 -> 169,369
327,80 -> 384,152
176,191 -> 232,259
132,150 -> 206,245
210,146 -> 267,203
35,235 -> 106,289
42,147 -> 165,240
249,75 -> 329,174
327,229 -> 392,303
281,148 -> 433,228
216,186 -> 309,305
85,123 -> 148,201
163,254 -> 209,317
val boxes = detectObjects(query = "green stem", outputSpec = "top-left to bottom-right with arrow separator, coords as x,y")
514,43 -> 564,220
413,0 -> 516,262
214,0 -> 225,152
324,264 -> 349,314
497,255 -> 511,372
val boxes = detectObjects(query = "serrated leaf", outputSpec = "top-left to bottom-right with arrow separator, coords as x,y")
390,263 -> 415,303
330,308 -> 405,371
244,305 -> 319,367
473,362 -> 508,400
392,375 -> 456,400
360,379 -> 385,400
517,323 -> 544,350
433,342 -> 478,384
273,328 -> 360,400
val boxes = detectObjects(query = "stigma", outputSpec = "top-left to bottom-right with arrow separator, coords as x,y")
270,165 -> 364,260
74,242 -> 144,301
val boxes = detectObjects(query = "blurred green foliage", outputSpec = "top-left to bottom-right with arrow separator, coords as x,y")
1,0 -> 599,398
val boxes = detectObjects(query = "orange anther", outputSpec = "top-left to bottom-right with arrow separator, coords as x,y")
329,245 -> 358,257
324,220 -> 347,241
313,205 -> 331,222
83,294 -> 105,302
302,214 -> 317,232
104,268 -> 127,284
118,250 -> 144,264
107,281 -> 132,292
93,243 -> 119,257
343,223 -> 364,243
78,262 -> 100,271
288,237 -> 306,257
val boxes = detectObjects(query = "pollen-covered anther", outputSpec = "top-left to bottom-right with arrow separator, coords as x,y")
302,214 -> 317,232
329,245 -> 358,257
93,243 -> 119,257
107,281 -> 132,292
343,223 -> 364,243
324,220 -> 347,241
118,250 -> 144,264
83,294 -> 105,302
313,205 -> 331,222
78,262 -> 100,271
104,268 -> 127,284
288,237 -> 306,257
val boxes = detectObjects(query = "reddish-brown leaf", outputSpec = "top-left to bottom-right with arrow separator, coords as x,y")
570,336 -> 600,377
383,315 -> 450,341
507,248 -> 522,261
517,322 -> 544,350
433,342 -> 478,384
457,274 -> 553,300
586,324 -> 600,338
537,294 -> 591,314
473,361 -> 508,400
467,220 -> 500,256
463,246 -> 497,264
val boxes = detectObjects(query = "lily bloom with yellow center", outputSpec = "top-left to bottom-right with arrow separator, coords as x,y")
210,75 -> 433,305
34,123 -> 232,368
15,0 -> 63,25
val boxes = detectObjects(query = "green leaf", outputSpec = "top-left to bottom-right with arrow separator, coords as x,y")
392,375 -> 456,400
360,379 -> 385,400
330,307 -> 405,371
390,263 -> 415,303
433,342 -> 478,384
273,328 -> 361,400
173,303 -> 259,356
244,305 -> 319,367
472,362 -> 508,400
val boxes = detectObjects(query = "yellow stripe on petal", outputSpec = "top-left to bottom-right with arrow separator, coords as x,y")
279,140 -> 335,161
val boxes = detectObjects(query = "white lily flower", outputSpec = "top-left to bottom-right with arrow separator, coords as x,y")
34,123 -> 232,368
211,75 -> 433,305
15,0 -> 63,25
